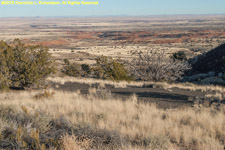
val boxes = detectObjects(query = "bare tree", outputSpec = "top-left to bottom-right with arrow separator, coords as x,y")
129,50 -> 191,82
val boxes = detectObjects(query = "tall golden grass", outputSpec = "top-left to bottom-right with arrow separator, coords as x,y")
0,89 -> 224,149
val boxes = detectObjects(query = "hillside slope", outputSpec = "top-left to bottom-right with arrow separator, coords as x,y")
191,43 -> 225,74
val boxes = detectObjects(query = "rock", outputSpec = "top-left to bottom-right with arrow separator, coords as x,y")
200,77 -> 225,85
218,72 -> 223,78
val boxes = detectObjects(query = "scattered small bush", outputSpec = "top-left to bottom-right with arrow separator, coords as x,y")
93,56 -> 131,81
62,62 -> 82,77
62,63 -> 92,78
172,51 -> 187,61
62,56 -> 131,81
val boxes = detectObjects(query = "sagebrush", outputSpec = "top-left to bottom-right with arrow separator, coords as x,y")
129,50 -> 190,81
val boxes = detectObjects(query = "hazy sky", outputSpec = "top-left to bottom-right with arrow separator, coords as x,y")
0,0 -> 225,17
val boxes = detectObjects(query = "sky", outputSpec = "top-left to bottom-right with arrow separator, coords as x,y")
0,0 -> 225,17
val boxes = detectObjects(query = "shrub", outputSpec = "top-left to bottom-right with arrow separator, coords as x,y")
0,74 -> 11,90
63,59 -> 70,65
62,63 -> 92,78
172,51 -> 187,61
0,39 -> 55,90
81,64 -> 91,76
129,50 -> 191,82
0,41 -> 14,90
93,56 -> 131,81
62,56 -> 131,81
62,62 -> 81,77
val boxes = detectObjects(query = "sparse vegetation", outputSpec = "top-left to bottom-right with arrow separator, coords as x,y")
0,39 -> 55,90
62,56 -> 131,81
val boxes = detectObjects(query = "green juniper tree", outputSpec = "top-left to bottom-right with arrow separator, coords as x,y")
0,39 -> 55,90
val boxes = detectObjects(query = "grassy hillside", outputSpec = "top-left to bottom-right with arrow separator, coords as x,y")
0,89 -> 224,150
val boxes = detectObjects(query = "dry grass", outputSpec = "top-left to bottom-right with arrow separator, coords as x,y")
0,89 -> 224,149
61,134 -> 92,150
205,92 -> 225,101
48,76 -> 138,88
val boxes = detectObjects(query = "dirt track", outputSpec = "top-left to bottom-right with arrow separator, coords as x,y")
50,81 -> 211,109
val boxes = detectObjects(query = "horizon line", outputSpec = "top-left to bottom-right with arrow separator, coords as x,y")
0,13 -> 225,18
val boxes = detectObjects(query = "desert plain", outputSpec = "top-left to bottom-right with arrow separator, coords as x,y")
0,15 -> 225,150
